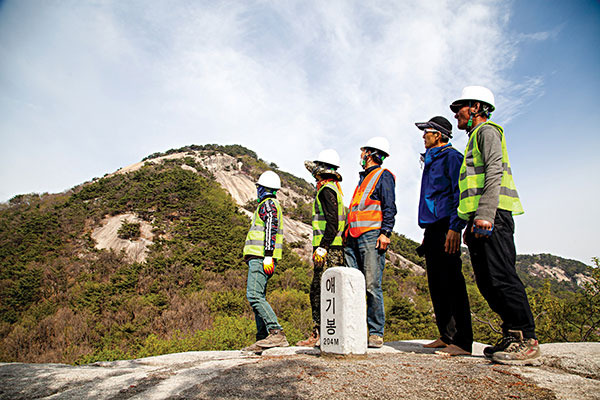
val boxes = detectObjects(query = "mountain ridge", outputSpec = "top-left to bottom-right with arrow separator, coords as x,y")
0,143 -> 596,365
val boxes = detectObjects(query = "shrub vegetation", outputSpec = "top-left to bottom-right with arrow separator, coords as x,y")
0,145 -> 597,364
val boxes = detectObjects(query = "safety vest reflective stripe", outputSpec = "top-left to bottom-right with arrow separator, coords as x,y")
458,121 -> 524,220
312,214 -> 346,222
459,163 -> 512,181
243,198 -> 284,259
459,186 -> 520,200
244,225 -> 284,233
349,220 -> 382,228
244,240 -> 284,249
312,182 -> 346,247
356,168 -> 384,210
350,204 -> 381,212
347,167 -> 390,238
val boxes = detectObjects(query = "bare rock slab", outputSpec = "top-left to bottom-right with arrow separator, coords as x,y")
1,343 -> 599,399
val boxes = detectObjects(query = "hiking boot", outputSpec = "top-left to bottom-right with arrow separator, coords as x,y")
368,334 -> 384,348
296,328 -> 320,347
483,330 -> 522,359
254,329 -> 289,348
492,337 -> 541,366
241,342 -> 264,354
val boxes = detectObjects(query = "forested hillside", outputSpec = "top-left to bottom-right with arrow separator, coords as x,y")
0,144 -> 597,364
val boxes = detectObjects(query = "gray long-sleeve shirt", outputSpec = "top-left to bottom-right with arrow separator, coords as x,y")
471,123 -> 503,223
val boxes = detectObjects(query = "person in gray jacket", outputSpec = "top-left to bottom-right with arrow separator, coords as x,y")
450,86 -> 540,365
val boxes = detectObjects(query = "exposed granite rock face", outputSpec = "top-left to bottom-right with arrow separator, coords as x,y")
1,342 -> 597,400
106,150 -> 425,272
91,213 -> 154,263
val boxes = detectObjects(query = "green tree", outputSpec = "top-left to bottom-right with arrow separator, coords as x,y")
117,221 -> 141,240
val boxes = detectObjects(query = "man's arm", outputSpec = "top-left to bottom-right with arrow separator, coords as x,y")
378,170 -> 396,235
376,170 -> 396,249
446,149 -> 466,253
475,125 -> 503,224
448,150 -> 468,232
259,199 -> 279,257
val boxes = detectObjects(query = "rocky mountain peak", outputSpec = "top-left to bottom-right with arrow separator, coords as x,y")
102,148 -> 424,271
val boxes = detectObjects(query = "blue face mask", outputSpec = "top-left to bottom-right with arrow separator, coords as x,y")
256,185 -> 272,201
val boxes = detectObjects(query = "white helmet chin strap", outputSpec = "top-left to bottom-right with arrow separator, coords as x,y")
361,149 -> 384,167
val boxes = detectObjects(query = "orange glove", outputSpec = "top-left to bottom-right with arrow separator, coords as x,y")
263,256 -> 275,276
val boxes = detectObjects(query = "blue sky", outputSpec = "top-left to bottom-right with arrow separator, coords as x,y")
1,0 -> 598,264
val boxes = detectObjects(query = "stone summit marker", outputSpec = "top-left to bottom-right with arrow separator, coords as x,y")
320,267 -> 367,355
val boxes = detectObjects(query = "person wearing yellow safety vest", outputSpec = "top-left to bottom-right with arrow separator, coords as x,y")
297,149 -> 346,348
241,171 -> 288,353
451,86 -> 540,365
345,137 -> 396,349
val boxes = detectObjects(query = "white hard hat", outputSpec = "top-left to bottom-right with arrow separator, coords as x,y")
257,170 -> 281,190
450,86 -> 495,113
315,149 -> 340,168
362,136 -> 390,157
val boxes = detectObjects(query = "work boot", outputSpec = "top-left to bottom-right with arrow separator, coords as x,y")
296,328 -> 320,347
241,342 -> 264,354
368,334 -> 384,348
254,329 -> 289,348
492,334 -> 541,366
483,330 -> 522,358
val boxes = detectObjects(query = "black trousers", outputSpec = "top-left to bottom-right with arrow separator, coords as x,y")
465,209 -> 536,339
423,218 -> 473,352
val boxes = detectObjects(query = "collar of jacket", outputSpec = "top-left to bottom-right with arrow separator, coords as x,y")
317,179 -> 343,195
258,193 -> 276,203
360,165 -> 381,177
468,121 -> 486,136
317,178 -> 337,189
424,143 -> 453,165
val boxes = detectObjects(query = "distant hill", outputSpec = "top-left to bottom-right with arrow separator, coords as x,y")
0,144 -> 596,364
516,253 -> 595,291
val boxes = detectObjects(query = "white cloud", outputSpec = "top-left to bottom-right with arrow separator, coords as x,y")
7,0 -> 590,260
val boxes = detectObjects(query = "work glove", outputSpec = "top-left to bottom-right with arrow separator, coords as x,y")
312,247 -> 327,265
263,256 -> 275,276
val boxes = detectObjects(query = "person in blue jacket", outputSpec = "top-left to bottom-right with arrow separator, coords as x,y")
415,116 -> 473,356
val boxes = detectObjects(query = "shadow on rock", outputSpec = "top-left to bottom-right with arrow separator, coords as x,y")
171,358 -> 322,400
384,341 -> 437,354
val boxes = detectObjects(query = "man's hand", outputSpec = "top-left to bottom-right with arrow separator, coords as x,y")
472,219 -> 493,239
263,256 -> 275,276
312,247 -> 327,265
376,234 -> 390,250
444,229 -> 461,254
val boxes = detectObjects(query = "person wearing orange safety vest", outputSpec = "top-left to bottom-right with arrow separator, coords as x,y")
344,137 -> 396,349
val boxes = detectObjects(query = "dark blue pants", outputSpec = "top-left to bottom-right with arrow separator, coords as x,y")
424,218 -> 473,352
